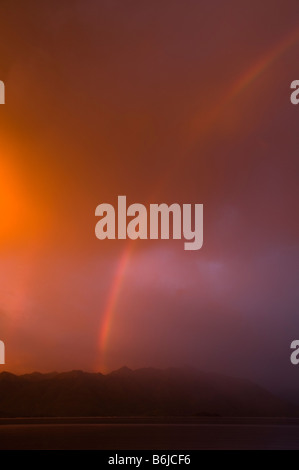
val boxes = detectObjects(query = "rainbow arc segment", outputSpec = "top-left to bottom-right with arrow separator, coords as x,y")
97,26 -> 299,371
192,26 -> 299,138
98,242 -> 133,371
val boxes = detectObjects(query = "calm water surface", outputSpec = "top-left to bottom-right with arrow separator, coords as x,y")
0,417 -> 298,449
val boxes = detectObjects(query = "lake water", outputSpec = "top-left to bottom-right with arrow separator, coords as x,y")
0,417 -> 299,450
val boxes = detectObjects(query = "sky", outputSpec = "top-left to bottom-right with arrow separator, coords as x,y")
0,0 -> 298,399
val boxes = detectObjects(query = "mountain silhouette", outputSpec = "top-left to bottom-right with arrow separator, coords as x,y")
0,367 -> 296,417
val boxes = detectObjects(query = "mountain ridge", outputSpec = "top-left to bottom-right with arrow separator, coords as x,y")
0,367 -> 296,418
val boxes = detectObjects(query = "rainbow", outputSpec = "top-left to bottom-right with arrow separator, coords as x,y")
97,26 -> 299,370
225,27 -> 299,99
192,25 -> 299,137
98,242 -> 133,371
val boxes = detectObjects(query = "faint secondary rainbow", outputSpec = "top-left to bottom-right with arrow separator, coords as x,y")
98,242 -> 133,371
